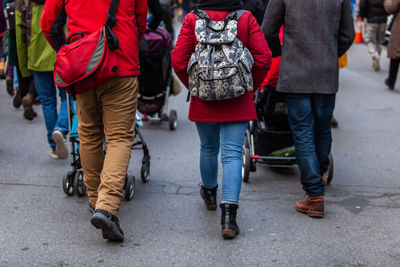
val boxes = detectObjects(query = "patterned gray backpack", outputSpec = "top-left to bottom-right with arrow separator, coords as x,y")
187,10 -> 254,101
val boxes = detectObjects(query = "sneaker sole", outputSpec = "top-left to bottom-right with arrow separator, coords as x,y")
52,131 -> 68,159
90,213 -> 124,242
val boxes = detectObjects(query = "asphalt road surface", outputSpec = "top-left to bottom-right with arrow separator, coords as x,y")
1,43 -> 400,266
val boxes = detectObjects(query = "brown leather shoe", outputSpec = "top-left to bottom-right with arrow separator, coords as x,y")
296,195 -> 324,218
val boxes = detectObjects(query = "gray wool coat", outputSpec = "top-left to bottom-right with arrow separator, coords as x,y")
384,0 -> 400,59
261,0 -> 355,94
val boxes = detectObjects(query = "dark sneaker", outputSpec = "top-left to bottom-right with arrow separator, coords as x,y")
220,203 -> 239,239
22,106 -> 37,121
200,184 -> 218,210
91,209 -> 124,242
6,78 -> 14,96
13,89 -> 22,109
52,130 -> 69,159
385,79 -> 394,90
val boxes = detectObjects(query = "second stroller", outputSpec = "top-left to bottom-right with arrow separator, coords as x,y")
242,85 -> 334,184
137,26 -> 178,130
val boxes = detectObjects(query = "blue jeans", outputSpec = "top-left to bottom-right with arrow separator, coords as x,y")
32,71 -> 69,149
286,93 -> 336,196
195,121 -> 248,203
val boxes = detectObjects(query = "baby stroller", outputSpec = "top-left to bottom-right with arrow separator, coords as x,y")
242,85 -> 334,183
137,26 -> 178,130
62,94 -> 151,200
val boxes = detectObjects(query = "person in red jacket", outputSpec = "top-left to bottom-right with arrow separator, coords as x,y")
172,0 -> 271,239
41,0 -> 147,242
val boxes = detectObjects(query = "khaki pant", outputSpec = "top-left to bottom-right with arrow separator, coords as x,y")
76,77 -> 138,216
364,22 -> 387,58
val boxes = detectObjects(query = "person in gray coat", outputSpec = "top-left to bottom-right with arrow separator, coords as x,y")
262,0 -> 355,218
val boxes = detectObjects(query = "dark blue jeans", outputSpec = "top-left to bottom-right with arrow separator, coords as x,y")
286,93 -> 336,196
33,71 -> 69,149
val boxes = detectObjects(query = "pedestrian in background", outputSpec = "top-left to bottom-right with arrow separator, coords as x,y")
16,0 -> 69,158
359,0 -> 389,71
42,0 -> 147,242
384,0 -> 400,90
148,0 -> 164,31
159,0 -> 176,40
242,0 -> 267,25
172,0 -> 271,239
262,0 -> 355,218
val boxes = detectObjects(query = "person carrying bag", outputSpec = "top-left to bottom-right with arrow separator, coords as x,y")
52,0 -> 121,99
41,0 -> 147,242
172,0 -> 271,240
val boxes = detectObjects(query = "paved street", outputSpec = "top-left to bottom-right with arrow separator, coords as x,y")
1,43 -> 400,266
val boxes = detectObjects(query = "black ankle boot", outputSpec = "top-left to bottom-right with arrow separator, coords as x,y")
200,185 -> 218,210
220,203 -> 239,239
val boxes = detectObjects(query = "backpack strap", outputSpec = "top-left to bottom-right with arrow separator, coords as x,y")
106,0 -> 120,49
227,10 -> 248,21
192,9 -> 211,23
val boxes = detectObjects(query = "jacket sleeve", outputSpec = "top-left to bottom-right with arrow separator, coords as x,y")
261,0 -> 285,58
40,0 -> 66,51
384,0 -> 400,13
338,0 -> 355,57
261,56 -> 280,88
246,13 -> 271,89
136,0 -> 148,40
171,13 -> 196,88
147,0 -> 163,31
15,0 -> 31,77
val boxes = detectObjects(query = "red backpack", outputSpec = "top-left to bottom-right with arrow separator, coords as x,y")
53,0 -> 120,99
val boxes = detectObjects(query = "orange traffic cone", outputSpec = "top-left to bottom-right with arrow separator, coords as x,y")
354,16 -> 363,43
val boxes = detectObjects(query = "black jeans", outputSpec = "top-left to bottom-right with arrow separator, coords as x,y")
388,58 -> 400,88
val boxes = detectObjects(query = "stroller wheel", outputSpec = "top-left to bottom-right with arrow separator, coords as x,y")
74,170 -> 86,197
169,110 -> 178,130
242,147 -> 251,183
124,175 -> 136,201
141,163 -> 150,183
62,172 -> 75,196
327,154 -> 334,184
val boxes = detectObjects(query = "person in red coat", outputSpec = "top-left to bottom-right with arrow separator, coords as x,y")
41,0 -> 147,242
172,0 -> 271,239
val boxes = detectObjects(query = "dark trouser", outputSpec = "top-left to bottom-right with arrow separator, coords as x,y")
16,61 -> 36,98
161,4 -> 175,41
387,58 -> 400,88
286,93 -> 336,196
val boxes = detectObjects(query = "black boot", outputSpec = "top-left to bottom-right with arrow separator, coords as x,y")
200,185 -> 218,210
220,203 -> 239,239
